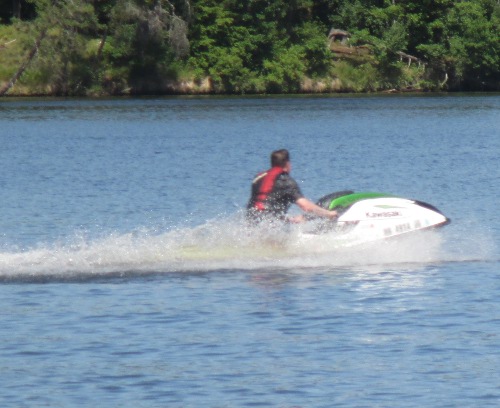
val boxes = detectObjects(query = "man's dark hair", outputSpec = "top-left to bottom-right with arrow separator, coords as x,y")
271,149 -> 290,167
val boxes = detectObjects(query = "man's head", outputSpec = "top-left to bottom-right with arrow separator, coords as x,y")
271,149 -> 290,168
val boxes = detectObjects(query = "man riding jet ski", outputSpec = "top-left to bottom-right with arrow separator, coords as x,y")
247,149 -> 449,242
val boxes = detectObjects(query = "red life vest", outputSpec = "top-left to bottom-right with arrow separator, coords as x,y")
252,167 -> 286,211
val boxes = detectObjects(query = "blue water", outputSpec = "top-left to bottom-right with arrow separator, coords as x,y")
0,94 -> 499,407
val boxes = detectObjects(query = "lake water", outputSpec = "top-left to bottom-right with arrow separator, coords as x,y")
0,94 -> 499,407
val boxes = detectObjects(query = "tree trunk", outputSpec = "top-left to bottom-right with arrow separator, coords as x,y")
0,29 -> 47,96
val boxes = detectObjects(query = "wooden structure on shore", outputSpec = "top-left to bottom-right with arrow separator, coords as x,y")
396,51 -> 424,68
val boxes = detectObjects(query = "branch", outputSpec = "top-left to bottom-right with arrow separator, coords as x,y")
0,39 -> 17,50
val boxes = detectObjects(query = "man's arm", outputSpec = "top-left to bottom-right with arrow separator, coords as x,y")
296,197 -> 338,219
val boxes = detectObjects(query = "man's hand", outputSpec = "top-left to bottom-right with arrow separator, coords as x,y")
326,210 -> 338,219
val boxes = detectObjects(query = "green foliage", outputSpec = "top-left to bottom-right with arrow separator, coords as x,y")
264,45 -> 306,92
101,0 -> 190,93
0,23 -> 28,78
416,42 -> 449,89
188,1 -> 331,93
331,61 -> 380,92
409,1 -> 499,90
445,1 -> 500,89
206,47 -> 253,93
1,0 -> 498,95
383,21 -> 408,54
328,0 -> 499,91
295,22 -> 331,77
16,0 -> 100,95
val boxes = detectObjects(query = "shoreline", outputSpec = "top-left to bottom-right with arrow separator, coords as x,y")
2,90 -> 499,99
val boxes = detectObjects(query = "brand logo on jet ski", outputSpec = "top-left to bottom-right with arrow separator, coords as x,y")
365,204 -> 404,218
365,210 -> 403,218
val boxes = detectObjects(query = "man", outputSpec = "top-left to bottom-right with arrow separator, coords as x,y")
247,149 -> 338,223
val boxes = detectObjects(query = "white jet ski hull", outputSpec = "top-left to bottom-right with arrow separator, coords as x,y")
300,192 -> 450,246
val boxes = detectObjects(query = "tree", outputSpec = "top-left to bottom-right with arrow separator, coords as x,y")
101,0 -> 191,93
26,0 -> 99,94
1,0 -> 99,95
444,1 -> 500,89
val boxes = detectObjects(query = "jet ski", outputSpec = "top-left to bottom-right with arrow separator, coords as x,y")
301,190 -> 450,245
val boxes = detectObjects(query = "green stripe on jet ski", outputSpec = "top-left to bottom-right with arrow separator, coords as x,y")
328,192 -> 393,210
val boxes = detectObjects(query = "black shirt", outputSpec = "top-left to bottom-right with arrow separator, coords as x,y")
247,172 -> 304,220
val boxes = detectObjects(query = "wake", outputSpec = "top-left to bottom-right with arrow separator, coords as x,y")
0,216 -> 494,282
